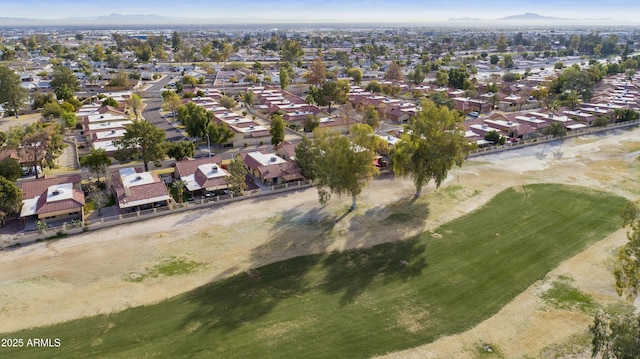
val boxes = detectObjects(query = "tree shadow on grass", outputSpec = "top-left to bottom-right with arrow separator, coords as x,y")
180,199 -> 428,333
249,206 -> 348,267
180,253 -> 323,332
320,235 -> 428,305
343,196 -> 430,250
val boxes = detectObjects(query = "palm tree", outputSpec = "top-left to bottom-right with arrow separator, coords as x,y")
171,179 -> 186,204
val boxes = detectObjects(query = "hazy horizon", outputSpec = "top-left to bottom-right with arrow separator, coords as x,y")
2,0 -> 640,23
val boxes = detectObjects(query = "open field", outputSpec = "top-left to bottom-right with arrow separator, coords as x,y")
2,127 -> 640,358
3,184 -> 628,358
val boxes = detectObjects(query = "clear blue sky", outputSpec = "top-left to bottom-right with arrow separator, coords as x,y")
2,0 -> 639,22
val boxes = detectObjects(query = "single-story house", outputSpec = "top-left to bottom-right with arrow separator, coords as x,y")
239,151 -> 304,185
19,174 -> 85,222
112,167 -> 171,213
174,156 -> 230,196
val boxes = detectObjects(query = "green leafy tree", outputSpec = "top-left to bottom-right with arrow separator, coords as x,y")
303,115 -> 320,133
80,148 -> 112,182
314,124 -> 380,210
134,43 -> 153,63
107,71 -> 130,88
279,64 -> 290,89
171,31 -> 182,52
428,91 -> 456,110
182,74 -> 198,88
407,65 -> 426,85
90,44 -> 105,62
243,91 -> 254,106
178,102 -> 212,139
207,122 -> 235,146
166,141 -> 195,161
31,92 -> 56,110
363,105 -> 380,130
42,102 -> 63,119
0,176 -> 22,216
604,196 -> 640,359
219,95 -> 237,110
484,130 -> 505,145
0,65 -> 28,118
309,80 -> 349,112
51,66 -> 80,94
55,84 -> 75,102
390,100 -> 471,197
295,136 -> 320,179
280,39 -> 304,63
496,34 -> 508,52
161,91 -> 181,116
347,68 -> 363,85
614,201 -> 640,301
226,157 -> 247,194
220,43 -> 234,66
562,66 -> 595,102
448,68 -> 468,89
113,120 -> 166,172
270,114 -> 285,146
0,158 -> 21,181
435,69 -> 449,87
365,81 -> 382,93
60,111 -> 77,131
590,311 -> 640,359
127,93 -> 143,120
102,97 -> 120,108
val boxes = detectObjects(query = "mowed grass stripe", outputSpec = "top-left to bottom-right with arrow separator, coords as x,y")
7,184 -> 627,359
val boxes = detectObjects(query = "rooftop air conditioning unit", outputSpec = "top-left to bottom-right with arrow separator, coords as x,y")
212,165 -> 218,172
270,156 -> 277,162
249,125 -> 255,130
135,175 -> 142,180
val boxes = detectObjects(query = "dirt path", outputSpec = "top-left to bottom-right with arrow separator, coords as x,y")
1,127 -> 640,358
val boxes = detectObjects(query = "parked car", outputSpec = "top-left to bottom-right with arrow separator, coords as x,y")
469,111 -> 479,118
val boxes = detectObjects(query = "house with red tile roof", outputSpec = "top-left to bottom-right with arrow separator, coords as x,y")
239,151 -> 304,185
274,141 -> 297,161
174,156 -> 230,195
19,174 -> 85,222
111,167 -> 172,213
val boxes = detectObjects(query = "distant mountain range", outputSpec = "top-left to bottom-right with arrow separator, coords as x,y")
0,12 -> 623,27
448,12 -> 615,23
0,13 -> 218,26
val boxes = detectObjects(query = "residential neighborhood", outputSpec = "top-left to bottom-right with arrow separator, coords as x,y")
2,10 -> 640,358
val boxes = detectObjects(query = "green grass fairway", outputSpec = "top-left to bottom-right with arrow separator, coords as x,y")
6,184 -> 627,358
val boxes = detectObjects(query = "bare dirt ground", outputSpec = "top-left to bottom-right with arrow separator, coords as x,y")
2,127 -> 640,358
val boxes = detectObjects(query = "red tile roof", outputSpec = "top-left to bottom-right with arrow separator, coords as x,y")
35,189 -> 85,214
258,161 -> 303,180
20,174 -> 82,200
175,156 -> 223,178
